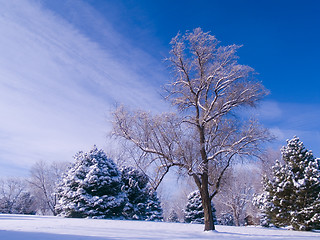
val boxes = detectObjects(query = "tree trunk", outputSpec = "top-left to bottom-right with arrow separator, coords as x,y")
200,185 -> 215,231
232,206 -> 240,226
197,124 -> 215,231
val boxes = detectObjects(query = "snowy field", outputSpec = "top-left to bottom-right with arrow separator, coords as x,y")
0,214 -> 319,240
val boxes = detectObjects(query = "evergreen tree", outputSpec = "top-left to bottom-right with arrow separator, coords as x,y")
255,137 -> 320,231
168,209 -> 179,222
55,146 -> 126,219
184,190 -> 217,224
120,166 -> 163,221
145,190 -> 163,221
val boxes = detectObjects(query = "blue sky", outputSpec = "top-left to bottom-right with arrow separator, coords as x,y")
0,0 -> 319,177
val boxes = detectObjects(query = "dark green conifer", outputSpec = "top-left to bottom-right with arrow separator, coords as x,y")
256,137 -> 320,230
55,146 -> 126,218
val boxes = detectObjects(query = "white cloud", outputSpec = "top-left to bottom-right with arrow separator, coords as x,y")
0,0 -> 168,176
269,127 -> 286,141
256,100 -> 283,120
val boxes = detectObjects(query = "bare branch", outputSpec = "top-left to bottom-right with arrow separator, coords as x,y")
111,28 -> 271,231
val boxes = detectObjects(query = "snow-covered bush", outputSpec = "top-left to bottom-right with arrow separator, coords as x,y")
55,146 -> 126,219
13,192 -> 37,215
254,137 -> 320,231
120,166 -> 162,221
184,190 -> 217,224
218,212 -> 234,226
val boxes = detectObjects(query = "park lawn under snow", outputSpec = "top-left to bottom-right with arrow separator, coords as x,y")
0,214 -> 319,240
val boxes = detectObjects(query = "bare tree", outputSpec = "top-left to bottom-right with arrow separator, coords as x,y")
216,165 -> 261,226
0,177 -> 36,214
112,28 -> 271,231
28,160 -> 69,215
259,148 -> 280,177
160,175 -> 195,222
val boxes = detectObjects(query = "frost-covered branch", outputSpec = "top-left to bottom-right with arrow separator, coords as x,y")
111,28 -> 271,231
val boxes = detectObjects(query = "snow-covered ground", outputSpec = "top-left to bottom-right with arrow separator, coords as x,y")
0,214 -> 319,240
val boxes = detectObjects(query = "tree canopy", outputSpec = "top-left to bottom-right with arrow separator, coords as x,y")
112,28 -> 270,231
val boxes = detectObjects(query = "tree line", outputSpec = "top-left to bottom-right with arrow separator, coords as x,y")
0,137 -> 319,231
0,146 -> 162,221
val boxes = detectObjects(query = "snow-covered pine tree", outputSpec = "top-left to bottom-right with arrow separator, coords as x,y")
55,146 -> 126,219
145,190 -> 163,221
168,209 -> 179,222
184,190 -> 217,224
121,166 -> 148,220
120,166 -> 162,221
255,137 -> 320,231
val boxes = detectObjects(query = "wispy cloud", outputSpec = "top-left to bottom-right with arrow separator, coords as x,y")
0,0 -> 168,176
1,0 -> 319,177
256,101 -> 320,156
